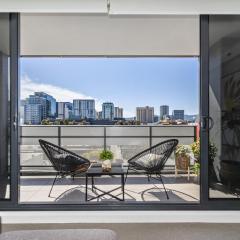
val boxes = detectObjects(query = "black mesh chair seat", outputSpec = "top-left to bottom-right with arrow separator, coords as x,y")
126,139 -> 179,199
39,139 -> 91,197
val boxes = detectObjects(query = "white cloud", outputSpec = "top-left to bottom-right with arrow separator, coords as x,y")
21,75 -> 103,111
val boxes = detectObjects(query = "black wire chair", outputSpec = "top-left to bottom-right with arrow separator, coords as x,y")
39,139 -> 91,197
125,139 -> 179,199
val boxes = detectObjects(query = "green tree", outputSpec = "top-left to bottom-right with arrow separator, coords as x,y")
63,119 -> 69,125
41,119 -> 50,125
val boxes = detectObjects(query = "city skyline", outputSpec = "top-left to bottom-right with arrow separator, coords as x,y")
20,57 -> 199,117
22,91 -> 194,125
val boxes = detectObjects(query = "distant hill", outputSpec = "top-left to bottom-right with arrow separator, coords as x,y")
184,114 -> 197,121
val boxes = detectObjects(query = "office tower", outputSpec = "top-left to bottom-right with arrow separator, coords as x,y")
172,110 -> 184,120
102,102 -> 114,120
24,94 -> 48,123
35,92 -> 56,118
160,105 -> 169,120
73,99 -> 95,120
57,102 -> 64,119
136,106 -> 154,123
24,104 -> 43,124
57,102 -> 73,120
154,115 -> 160,122
114,107 -> 123,119
64,102 -> 73,119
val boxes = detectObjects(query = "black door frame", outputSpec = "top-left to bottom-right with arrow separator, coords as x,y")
0,13 -> 20,208
10,12 -> 20,206
200,15 -> 209,206
1,14 -> 240,210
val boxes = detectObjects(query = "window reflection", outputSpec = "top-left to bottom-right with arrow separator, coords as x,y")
209,15 -> 240,198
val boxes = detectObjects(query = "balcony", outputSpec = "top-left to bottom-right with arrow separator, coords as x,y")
20,125 -> 200,203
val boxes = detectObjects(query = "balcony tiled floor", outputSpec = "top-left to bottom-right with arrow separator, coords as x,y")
20,174 -> 200,203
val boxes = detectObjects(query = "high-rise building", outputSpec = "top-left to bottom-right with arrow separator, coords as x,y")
35,92 -> 56,118
24,104 -> 43,124
160,105 -> 169,120
114,107 -> 123,119
154,115 -> 159,122
102,102 -> 114,120
73,99 -> 95,120
24,92 -> 57,124
57,102 -> 64,119
24,94 -> 48,124
64,102 -> 73,120
57,102 -> 73,120
172,110 -> 184,120
136,106 -> 154,123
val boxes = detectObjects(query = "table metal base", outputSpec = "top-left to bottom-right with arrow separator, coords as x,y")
85,175 -> 125,201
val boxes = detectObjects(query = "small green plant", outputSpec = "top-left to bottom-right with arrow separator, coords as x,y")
191,139 -> 217,164
191,138 -> 217,175
193,162 -> 200,175
99,150 -> 114,161
175,145 -> 191,157
191,140 -> 200,163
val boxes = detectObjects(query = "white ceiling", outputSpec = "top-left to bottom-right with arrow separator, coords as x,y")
1,0 -> 240,14
109,0 -> 240,15
0,0 -> 107,13
21,14 -> 199,56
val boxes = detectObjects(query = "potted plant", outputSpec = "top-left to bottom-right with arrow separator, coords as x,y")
191,140 -> 200,178
191,139 -> 217,176
175,145 -> 191,178
99,150 -> 114,172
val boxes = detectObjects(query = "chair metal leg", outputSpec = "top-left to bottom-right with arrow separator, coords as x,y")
148,174 -> 152,182
124,166 -> 129,185
91,176 -> 94,192
48,173 -> 59,197
159,174 -> 169,200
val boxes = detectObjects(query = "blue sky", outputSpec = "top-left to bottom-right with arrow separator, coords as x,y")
20,57 -> 199,117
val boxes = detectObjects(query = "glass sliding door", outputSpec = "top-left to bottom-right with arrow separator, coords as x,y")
0,13 -> 11,199
209,15 -> 240,198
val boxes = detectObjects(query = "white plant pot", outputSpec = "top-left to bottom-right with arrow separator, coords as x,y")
102,160 -> 112,172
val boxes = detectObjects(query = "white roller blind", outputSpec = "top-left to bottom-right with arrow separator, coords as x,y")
110,0 -> 240,15
0,0 -> 107,13
21,14 -> 199,56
